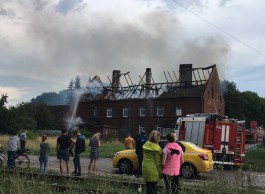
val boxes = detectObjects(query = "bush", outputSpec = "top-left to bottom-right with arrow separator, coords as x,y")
79,128 -> 93,139
19,130 -> 38,141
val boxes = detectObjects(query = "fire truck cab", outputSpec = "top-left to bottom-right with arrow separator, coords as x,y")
175,114 -> 245,167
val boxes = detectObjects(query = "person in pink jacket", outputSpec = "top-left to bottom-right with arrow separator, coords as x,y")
162,132 -> 183,194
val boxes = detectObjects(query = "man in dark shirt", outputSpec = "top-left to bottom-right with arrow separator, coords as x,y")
135,130 -> 147,178
73,130 -> 86,176
56,128 -> 74,176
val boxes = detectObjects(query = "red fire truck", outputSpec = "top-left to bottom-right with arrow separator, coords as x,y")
175,114 -> 246,167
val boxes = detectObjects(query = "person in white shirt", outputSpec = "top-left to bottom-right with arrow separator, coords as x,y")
20,130 -> 27,149
7,131 -> 20,169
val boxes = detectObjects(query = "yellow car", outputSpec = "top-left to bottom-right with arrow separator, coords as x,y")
113,141 -> 214,178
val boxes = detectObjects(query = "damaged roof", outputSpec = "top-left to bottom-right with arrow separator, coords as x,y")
81,64 -> 217,101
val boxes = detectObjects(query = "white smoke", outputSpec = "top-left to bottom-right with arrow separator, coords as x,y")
65,79 -> 104,129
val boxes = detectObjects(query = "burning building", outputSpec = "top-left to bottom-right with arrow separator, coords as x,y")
50,64 -> 224,137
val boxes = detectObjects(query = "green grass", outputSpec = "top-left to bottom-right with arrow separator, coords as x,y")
100,143 -> 125,158
1,169 -> 264,194
0,135 -> 125,158
242,144 -> 265,172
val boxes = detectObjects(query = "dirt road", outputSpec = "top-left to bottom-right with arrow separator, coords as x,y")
29,155 -> 118,176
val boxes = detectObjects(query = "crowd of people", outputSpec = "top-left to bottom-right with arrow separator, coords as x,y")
55,129 -> 100,176
125,130 -> 183,194
6,129 -> 101,177
6,129 -> 182,194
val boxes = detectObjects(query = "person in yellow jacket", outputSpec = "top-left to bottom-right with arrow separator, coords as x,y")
142,130 -> 162,194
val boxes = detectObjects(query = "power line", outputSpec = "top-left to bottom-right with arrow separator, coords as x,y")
171,0 -> 265,57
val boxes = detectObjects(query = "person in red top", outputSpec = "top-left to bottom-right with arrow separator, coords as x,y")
162,132 -> 183,194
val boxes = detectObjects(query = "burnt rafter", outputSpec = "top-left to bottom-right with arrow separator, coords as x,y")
81,64 -> 217,101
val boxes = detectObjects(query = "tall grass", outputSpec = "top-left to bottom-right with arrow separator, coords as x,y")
0,172 -> 139,194
0,169 -> 264,194
0,135 -> 124,157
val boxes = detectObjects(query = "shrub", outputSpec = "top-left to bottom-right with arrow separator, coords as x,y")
18,130 -> 38,141
79,128 -> 93,138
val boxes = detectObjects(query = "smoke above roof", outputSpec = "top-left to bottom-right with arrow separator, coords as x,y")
0,0 -> 230,106
23,1 -> 229,81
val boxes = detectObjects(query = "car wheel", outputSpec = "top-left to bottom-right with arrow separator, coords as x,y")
180,163 -> 197,179
118,159 -> 133,174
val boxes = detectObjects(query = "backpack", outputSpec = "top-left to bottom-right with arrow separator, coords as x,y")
77,136 -> 86,153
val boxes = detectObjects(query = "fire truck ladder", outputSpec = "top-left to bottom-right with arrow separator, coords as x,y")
235,126 -> 243,161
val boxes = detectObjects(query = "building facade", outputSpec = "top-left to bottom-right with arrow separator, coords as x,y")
50,64 -> 225,137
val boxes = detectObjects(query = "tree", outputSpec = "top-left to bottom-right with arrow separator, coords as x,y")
241,91 -> 265,127
221,80 -> 265,127
34,104 -> 59,130
221,80 -> 246,119
68,78 -> 74,90
0,93 -> 10,133
74,75 -> 81,89
31,92 -> 60,105
8,103 -> 37,133
8,102 -> 59,132
0,93 -> 8,107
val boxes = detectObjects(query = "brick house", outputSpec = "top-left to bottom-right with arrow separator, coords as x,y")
50,64 -> 224,137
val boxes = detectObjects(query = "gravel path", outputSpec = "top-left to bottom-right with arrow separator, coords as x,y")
29,155 -> 118,176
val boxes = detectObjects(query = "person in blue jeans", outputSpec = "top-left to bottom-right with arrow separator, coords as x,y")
7,131 -> 20,169
39,135 -> 50,174
135,130 -> 147,178
73,130 -> 86,176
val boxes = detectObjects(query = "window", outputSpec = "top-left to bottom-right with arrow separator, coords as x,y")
157,106 -> 164,116
162,128 -> 173,137
139,125 -> 145,134
107,108 -> 112,117
157,125 -> 163,133
216,93 -> 219,102
176,106 -> 182,116
139,107 -> 146,116
92,106 -> 97,118
157,125 -> 171,136
123,108 -> 129,117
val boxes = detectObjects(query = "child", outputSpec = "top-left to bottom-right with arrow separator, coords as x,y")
39,135 -> 50,174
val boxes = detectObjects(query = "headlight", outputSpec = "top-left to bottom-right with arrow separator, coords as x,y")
114,152 -> 120,157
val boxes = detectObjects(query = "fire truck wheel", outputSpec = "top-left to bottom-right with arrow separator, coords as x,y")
180,163 -> 197,179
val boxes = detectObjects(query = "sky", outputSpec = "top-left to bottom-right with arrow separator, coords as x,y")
0,0 -> 265,106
